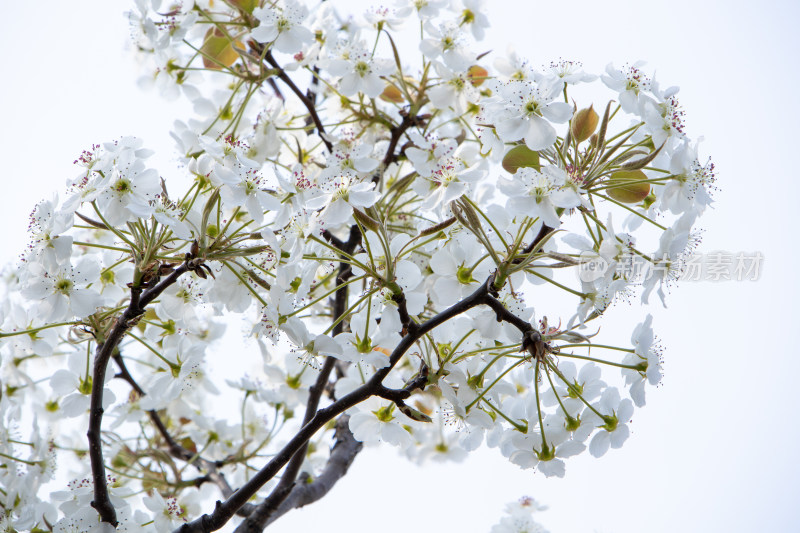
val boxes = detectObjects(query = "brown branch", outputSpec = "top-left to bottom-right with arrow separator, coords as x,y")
235,226 -> 362,531
376,360 -> 429,404
260,416 -> 362,528
112,351 -> 247,512
516,224 -> 554,260
175,275 -> 494,533
304,64 -> 322,128
88,264 -> 188,525
380,112 -> 415,170
392,291 -> 418,335
264,50 -> 332,152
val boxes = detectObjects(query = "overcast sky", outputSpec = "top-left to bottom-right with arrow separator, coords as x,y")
1,1 -> 798,532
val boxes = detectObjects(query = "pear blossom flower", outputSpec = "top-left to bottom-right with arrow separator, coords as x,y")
25,194 -> 73,270
506,412 -> 585,477
545,59 -> 597,87
494,47 -> 535,81
152,195 -> 193,239
428,59 -> 480,113
51,475 -> 131,533
139,351 -> 209,411
50,368 -> 116,418
458,0 -> 490,40
335,300 -> 402,368
642,211 -> 696,305
497,166 -> 582,228
587,387 -> 634,457
492,79 -> 573,150
362,5 -> 406,31
22,257 -> 104,322
621,314 -> 664,406
326,42 -> 395,98
439,368 -> 496,450
82,138 -> 162,227
395,0 -> 448,20
643,94 -> 685,150
490,496 -> 550,533
405,131 -> 457,177
419,20 -> 470,68
143,493 -> 187,531
349,397 -> 415,448
281,316 -> 342,368
319,138 -> 380,182
430,233 -> 492,306
306,175 -> 380,226
218,167 -> 282,226
601,61 -> 652,114
251,3 -> 313,54
659,141 -> 716,216
417,155 -> 486,212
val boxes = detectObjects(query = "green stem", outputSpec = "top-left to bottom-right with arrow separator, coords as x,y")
527,270 -> 587,298
91,202 -> 139,253
557,343 -> 634,352
224,262 -> 268,307
484,398 -> 527,433
546,360 -> 604,419
0,321 -> 77,339
127,332 -> 175,369
465,357 -> 524,411
557,351 -> 640,370
534,363 -> 547,448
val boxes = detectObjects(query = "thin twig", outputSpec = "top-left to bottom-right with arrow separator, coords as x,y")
264,50 -> 332,152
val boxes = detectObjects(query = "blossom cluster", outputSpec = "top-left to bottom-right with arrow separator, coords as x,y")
0,0 -> 716,530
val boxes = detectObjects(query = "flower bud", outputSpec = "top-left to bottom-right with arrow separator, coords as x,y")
570,105 -> 599,143
467,65 -> 489,86
201,28 -> 241,70
397,402 -> 433,423
353,208 -> 382,233
380,83 -> 405,103
605,170 -> 650,204
501,145 -> 541,174
228,0 -> 257,12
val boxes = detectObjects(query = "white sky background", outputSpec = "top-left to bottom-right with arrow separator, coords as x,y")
1,1 -> 799,532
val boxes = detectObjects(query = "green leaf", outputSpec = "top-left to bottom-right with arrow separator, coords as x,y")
604,170 -> 651,204
201,27 -> 240,70
502,145 -> 541,174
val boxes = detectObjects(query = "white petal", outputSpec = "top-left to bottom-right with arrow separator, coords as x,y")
524,117 -> 557,151
395,260 -> 421,291
537,458 -> 566,478
609,424 -> 630,448
542,102 -> 573,123
589,431 -> 610,458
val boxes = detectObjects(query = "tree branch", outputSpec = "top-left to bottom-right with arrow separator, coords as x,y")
88,264 -> 188,525
234,225 -> 362,531
516,224 -> 554,260
175,275 -> 493,533
113,351 -> 246,511
261,415 -> 362,528
263,50 -> 332,152
376,360 -> 429,403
